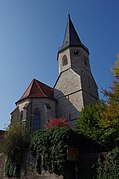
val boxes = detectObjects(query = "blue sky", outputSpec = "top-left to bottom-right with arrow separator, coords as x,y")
0,0 -> 119,130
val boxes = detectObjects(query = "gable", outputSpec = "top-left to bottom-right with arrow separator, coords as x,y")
54,69 -> 82,97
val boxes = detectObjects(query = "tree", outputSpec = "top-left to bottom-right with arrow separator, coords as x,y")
101,55 -> 119,146
103,53 -> 119,103
3,122 -> 30,177
76,102 -> 107,145
76,56 -> 119,148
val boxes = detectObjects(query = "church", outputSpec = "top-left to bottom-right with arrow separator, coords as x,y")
11,15 -> 99,130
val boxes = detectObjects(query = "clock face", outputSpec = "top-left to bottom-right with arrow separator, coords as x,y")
73,49 -> 79,55
72,49 -> 81,56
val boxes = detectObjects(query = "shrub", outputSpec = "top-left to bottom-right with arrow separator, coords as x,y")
31,126 -> 74,175
46,117 -> 69,129
3,122 -> 30,177
97,147 -> 119,178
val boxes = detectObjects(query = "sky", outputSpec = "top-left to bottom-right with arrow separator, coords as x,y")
0,0 -> 119,130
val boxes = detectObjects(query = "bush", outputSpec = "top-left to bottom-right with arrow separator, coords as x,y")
76,101 -> 119,149
97,147 -> 119,178
31,126 -> 74,175
76,103 -> 107,145
3,122 -> 30,177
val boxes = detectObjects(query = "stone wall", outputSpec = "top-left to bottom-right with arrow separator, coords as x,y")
0,153 -> 63,179
0,152 -> 101,179
11,97 -> 56,130
54,69 -> 83,127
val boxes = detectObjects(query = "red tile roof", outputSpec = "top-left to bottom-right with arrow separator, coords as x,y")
16,79 -> 55,103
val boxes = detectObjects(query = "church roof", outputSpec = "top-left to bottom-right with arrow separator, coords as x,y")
58,14 -> 89,53
16,79 -> 55,103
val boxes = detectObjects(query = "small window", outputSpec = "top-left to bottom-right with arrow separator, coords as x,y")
20,110 -> 23,121
62,55 -> 68,66
85,60 -> 87,66
84,57 -> 88,66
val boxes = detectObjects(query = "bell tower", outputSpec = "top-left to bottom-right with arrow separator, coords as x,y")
58,14 -> 90,74
54,15 -> 98,127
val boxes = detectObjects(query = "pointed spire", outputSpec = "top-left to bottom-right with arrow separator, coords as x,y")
58,15 -> 89,53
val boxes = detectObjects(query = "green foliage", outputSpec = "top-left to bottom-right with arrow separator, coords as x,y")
76,102 -> 107,145
112,53 -> 119,79
3,122 -> 30,177
31,126 -> 73,175
76,58 -> 119,147
76,101 -> 119,147
101,58 -> 119,146
78,148 -> 119,179
97,147 -> 119,179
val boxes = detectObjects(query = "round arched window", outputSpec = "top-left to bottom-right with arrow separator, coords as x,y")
62,55 -> 68,66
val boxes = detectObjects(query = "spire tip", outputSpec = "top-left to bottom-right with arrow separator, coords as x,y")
66,10 -> 70,19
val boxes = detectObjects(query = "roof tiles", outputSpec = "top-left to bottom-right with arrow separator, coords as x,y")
16,79 -> 54,103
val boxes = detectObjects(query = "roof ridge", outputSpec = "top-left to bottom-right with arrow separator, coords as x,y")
35,79 -> 53,90
35,79 -> 47,98
29,79 -> 35,97
20,80 -> 33,99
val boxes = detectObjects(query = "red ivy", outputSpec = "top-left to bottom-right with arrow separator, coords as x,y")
46,117 -> 69,129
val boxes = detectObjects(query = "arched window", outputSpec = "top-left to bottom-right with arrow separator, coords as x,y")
62,55 -> 68,66
20,110 -> 23,121
33,108 -> 40,131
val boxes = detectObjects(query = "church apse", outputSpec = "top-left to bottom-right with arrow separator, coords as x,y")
11,79 -> 56,131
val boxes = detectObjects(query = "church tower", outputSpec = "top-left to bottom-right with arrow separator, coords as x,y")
54,15 -> 98,126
